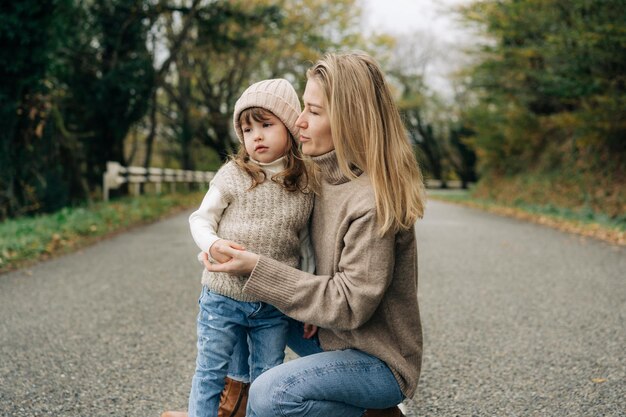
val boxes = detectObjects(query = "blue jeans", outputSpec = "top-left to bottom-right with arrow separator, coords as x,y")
188,287 -> 289,417
232,319 -> 405,416
227,318 -> 315,381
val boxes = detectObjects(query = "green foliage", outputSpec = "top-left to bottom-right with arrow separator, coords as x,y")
459,0 -> 626,215
0,0 -> 156,220
62,0 -> 155,183
0,191 -> 204,273
395,73 -> 478,186
160,0 -> 367,168
159,0 -> 288,166
0,0 -> 76,219
0,0 -> 375,221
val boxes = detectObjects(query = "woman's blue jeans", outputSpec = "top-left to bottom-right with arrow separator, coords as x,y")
229,318 -> 405,416
188,287 -> 289,417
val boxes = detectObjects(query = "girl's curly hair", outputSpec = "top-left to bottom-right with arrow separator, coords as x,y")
232,107 -> 311,193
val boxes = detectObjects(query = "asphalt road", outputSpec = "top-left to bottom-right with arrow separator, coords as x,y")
1,199 -> 624,416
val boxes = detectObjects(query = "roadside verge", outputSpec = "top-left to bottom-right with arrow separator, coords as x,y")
0,192 -> 205,274
428,189 -> 625,246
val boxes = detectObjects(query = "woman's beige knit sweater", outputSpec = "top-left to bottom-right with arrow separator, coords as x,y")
242,150 -> 423,398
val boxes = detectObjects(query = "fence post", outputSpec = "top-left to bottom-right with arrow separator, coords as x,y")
103,161 -> 125,202
149,167 -> 163,194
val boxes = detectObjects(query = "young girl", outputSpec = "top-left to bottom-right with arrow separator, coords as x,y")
203,52 -> 425,417
186,78 -> 313,417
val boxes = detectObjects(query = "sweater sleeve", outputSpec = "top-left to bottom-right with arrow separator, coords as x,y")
188,183 -> 228,253
298,224 -> 316,274
243,210 -> 395,330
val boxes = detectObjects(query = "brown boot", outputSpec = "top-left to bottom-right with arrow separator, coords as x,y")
363,406 -> 405,417
161,377 -> 250,417
218,376 -> 250,417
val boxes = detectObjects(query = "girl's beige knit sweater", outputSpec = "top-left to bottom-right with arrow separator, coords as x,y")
242,150 -> 423,397
204,161 -> 313,302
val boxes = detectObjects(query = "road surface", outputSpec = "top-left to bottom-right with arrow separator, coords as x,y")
1,199 -> 624,416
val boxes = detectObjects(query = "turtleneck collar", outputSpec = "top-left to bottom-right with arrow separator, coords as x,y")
310,150 -> 363,185
249,156 -> 286,175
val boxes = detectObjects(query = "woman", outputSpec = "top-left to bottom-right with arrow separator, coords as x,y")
203,51 -> 425,416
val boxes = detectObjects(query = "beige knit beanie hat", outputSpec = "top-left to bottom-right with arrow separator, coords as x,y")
233,78 -> 301,143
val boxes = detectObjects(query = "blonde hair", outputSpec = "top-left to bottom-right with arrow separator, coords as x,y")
233,107 -> 310,192
307,51 -> 426,235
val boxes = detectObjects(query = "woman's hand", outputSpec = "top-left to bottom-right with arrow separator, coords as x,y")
303,323 -> 318,339
209,239 -> 245,264
202,244 -> 259,276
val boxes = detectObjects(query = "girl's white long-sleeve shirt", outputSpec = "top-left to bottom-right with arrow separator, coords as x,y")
189,157 -> 315,273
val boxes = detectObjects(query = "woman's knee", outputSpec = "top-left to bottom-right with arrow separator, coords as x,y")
247,369 -> 279,416
249,369 -> 315,417
249,364 -> 308,416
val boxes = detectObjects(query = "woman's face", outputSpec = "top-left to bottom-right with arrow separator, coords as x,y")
296,78 -> 334,157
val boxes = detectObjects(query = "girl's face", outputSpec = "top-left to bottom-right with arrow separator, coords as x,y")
296,78 -> 334,157
241,112 -> 290,163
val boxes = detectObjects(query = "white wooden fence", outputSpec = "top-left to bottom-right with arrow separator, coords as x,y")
102,161 -> 215,201
424,179 -> 471,189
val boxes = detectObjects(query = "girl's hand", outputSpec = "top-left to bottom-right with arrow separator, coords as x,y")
203,244 -> 259,276
303,323 -> 318,339
209,239 -> 245,264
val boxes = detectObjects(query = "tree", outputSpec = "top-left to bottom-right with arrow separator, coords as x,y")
142,0 -> 203,171
461,0 -> 626,168
62,0 -> 156,186
157,0 -> 367,171
0,0 -> 76,219
388,32 -> 473,188
458,0 -> 626,215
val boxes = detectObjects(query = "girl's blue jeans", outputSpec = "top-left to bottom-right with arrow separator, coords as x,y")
188,287 -> 289,417
228,318 -> 405,416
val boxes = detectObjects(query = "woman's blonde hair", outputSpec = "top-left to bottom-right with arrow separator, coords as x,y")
233,107 -> 309,192
307,51 -> 426,235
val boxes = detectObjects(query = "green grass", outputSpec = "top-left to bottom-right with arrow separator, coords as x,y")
428,188 -> 626,245
0,191 -> 205,273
